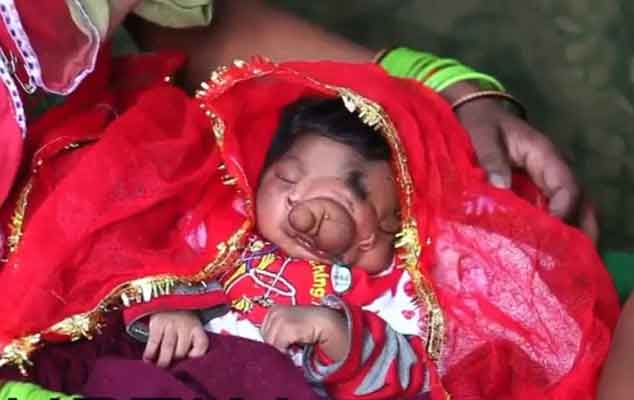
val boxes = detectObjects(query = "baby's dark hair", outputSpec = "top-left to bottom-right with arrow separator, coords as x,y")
263,97 -> 391,169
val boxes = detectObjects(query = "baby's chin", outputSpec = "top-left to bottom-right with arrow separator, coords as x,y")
351,245 -> 395,274
281,240 -> 337,264
258,228 -> 394,270
259,226 -> 346,264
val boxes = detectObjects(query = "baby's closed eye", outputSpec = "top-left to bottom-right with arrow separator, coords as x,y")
345,170 -> 368,201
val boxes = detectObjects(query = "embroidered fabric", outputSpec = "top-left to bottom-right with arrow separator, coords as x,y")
0,56 -> 619,399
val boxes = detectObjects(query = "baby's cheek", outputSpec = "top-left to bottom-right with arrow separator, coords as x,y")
255,185 -> 274,219
354,204 -> 381,237
375,239 -> 397,270
360,231 -> 396,272
255,193 -> 286,241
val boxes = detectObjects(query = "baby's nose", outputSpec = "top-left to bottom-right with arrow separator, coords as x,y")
288,197 -> 355,258
288,202 -> 318,234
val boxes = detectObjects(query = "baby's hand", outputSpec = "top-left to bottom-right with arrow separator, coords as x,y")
143,310 -> 209,367
261,305 -> 349,362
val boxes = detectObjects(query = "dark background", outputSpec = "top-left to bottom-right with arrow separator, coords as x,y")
272,0 -> 634,249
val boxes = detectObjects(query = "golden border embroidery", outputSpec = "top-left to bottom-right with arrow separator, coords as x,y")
335,87 -> 443,361
195,60 -> 444,360
0,59 -> 445,373
6,180 -> 32,253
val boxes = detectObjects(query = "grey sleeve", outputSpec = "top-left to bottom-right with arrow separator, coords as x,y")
302,295 -> 423,397
126,279 -> 229,342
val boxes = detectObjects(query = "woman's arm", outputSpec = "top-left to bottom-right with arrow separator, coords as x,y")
126,0 -> 582,223
127,2 -> 484,101
598,295 -> 634,400
126,0 -> 372,88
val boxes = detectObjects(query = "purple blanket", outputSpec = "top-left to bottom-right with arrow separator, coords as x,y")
1,316 -> 320,399
1,316 -> 428,399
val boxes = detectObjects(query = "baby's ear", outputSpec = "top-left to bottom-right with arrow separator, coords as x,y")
359,233 -> 376,252
379,211 -> 401,235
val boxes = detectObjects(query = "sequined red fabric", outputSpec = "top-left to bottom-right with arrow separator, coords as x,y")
0,54 -> 619,399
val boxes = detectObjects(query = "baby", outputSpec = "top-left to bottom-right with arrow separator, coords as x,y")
0,58 -> 615,400
133,97 -> 424,398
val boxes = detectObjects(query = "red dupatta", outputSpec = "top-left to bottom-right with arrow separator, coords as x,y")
0,55 -> 619,399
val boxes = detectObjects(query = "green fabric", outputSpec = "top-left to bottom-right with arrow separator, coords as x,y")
70,1 -> 110,37
135,0 -> 213,28
604,251 -> 634,304
0,381 -> 77,400
72,0 -> 213,35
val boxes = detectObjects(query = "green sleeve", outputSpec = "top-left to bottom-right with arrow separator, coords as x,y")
71,0 -> 214,36
134,0 -> 214,28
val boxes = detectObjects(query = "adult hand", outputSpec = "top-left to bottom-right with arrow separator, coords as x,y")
443,82 -> 580,220
457,98 -> 599,241
127,1 -> 593,235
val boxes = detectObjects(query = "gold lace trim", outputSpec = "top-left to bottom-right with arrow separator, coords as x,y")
5,139 -> 97,255
196,60 -> 444,360
1,59 -> 444,372
336,87 -> 443,360
0,335 -> 40,375
6,180 -> 32,253
0,137 -> 249,373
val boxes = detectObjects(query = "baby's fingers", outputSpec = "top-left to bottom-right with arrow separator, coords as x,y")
188,328 -> 209,358
262,319 -> 293,354
143,324 -> 164,362
174,327 -> 192,360
156,326 -> 177,368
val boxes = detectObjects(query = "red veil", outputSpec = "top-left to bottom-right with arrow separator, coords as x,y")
0,54 -> 619,399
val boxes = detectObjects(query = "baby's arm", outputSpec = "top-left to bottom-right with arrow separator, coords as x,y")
144,310 -> 209,367
121,279 -> 228,367
262,297 -> 428,399
305,297 -> 429,399
261,304 -> 349,362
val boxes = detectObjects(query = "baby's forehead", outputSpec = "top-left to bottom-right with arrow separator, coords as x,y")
284,134 -> 387,169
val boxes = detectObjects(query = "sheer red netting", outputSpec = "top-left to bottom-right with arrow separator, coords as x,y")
0,53 -> 619,399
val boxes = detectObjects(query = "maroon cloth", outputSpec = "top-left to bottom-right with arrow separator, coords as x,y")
82,338 -> 324,400
1,315 -> 322,399
0,53 -> 617,398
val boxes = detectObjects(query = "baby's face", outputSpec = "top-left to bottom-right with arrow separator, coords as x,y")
256,134 -> 400,273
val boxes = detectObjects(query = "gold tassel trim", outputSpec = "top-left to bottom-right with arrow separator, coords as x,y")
5,140 -> 97,255
0,334 -> 40,375
46,311 -> 103,342
336,86 -> 443,359
0,221 -> 250,373
1,61 -> 444,372
396,220 -> 444,360
336,88 -> 414,212
6,180 -> 32,253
